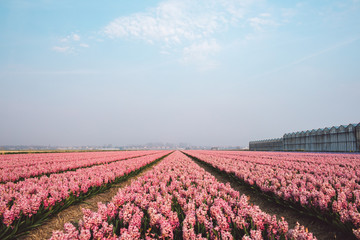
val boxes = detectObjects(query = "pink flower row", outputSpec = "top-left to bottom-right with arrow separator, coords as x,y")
198,150 -> 360,165
0,151 -> 171,228
192,151 -> 360,181
184,150 -> 360,238
0,151 -> 159,183
51,151 -> 316,240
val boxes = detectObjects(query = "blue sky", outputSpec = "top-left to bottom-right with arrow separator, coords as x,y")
1,0 -> 360,147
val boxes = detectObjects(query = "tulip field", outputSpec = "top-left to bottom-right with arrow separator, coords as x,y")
1,150 -> 360,239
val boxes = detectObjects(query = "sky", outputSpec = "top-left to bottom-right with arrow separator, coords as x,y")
1,0 -> 360,147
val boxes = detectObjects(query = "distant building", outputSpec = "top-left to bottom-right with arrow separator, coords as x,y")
249,123 -> 360,152
249,138 -> 283,151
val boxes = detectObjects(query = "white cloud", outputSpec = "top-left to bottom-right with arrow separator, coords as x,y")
281,8 -> 296,18
59,33 -> 81,42
52,46 -> 71,53
79,43 -> 89,48
103,0 -> 258,46
53,33 -> 88,54
105,1 -> 219,45
181,39 -> 221,70
101,0 -> 282,69
72,34 -> 80,41
248,16 -> 277,30
260,13 -> 271,17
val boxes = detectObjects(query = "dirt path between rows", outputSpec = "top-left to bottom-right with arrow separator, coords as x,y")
190,157 -> 354,240
20,159 -> 164,240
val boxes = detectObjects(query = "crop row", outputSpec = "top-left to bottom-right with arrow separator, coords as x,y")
0,151 -> 159,183
193,151 -> 360,180
184,150 -> 360,239
192,151 -> 360,186
0,151 -> 149,168
0,151 -> 171,239
198,151 -> 360,166
51,151 -> 316,240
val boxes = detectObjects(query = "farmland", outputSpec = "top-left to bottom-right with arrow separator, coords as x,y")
1,150 -> 360,239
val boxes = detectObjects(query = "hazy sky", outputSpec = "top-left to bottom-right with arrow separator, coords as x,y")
1,0 -> 360,147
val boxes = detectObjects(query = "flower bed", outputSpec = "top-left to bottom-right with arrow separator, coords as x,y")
184,150 -> 360,239
0,151 -> 171,240
0,151 -> 159,183
51,151 -> 316,240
